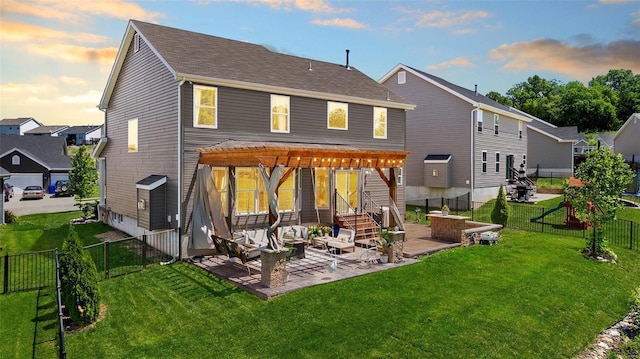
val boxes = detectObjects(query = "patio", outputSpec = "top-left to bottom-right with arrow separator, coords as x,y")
188,223 -> 459,300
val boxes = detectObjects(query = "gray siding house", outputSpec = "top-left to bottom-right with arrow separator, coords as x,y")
516,109 -> 579,179
614,113 -> 640,166
380,64 -> 532,203
0,117 -> 42,135
95,20 -> 414,254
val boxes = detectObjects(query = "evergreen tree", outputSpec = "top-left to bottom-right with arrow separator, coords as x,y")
60,225 -> 101,325
68,146 -> 98,199
491,185 -> 509,227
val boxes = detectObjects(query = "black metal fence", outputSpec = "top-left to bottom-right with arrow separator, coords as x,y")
469,201 -> 638,251
54,250 -> 66,359
1,230 -> 178,294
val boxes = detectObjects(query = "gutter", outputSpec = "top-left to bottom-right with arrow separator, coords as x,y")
470,107 -> 478,203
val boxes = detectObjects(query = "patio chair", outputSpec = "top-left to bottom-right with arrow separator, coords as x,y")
212,235 -> 255,275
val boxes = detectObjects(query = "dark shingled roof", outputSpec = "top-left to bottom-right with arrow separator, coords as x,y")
59,126 -> 100,135
109,20 -> 413,108
424,154 -> 452,161
25,126 -> 68,134
0,117 -> 38,126
0,135 -> 71,170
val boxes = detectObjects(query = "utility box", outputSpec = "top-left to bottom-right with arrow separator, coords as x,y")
424,154 -> 452,188
136,175 -> 167,230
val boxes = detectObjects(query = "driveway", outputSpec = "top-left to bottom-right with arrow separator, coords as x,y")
3,195 -> 79,216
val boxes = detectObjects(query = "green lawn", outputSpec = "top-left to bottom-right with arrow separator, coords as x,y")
3,230 -> 638,358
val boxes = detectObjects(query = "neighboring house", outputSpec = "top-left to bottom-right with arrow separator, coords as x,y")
0,135 -> 72,194
94,20 -> 414,252
517,109 -> 579,178
24,125 -> 69,137
574,132 -> 615,167
380,64 -> 532,203
60,125 -> 102,145
0,117 -> 42,135
614,113 -> 640,194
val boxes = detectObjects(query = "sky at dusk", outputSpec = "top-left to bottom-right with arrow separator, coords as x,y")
1,0 -> 639,126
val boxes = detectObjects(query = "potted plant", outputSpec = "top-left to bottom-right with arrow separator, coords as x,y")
378,229 -> 396,263
441,205 -> 450,216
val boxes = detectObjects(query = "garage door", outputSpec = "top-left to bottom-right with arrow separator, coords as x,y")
5,173 -> 43,194
50,173 -> 69,185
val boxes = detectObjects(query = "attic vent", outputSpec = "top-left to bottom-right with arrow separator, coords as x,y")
134,33 -> 140,53
398,71 -> 406,85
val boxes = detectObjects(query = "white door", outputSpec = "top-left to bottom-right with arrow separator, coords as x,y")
6,173 -> 43,194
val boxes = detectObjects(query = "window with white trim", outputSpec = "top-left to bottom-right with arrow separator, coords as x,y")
235,167 -> 296,214
482,151 -> 487,173
11,155 -> 20,165
494,114 -> 499,135
327,101 -> 348,130
134,33 -> 140,53
522,154 -> 527,166
128,118 -> 138,152
373,107 -> 387,139
398,71 -> 406,84
398,167 -> 403,186
270,94 -> 290,133
477,110 -> 483,132
193,85 -> 218,128
315,168 -> 329,208
518,121 -> 523,139
495,152 -> 500,173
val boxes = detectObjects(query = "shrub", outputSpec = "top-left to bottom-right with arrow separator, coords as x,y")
59,225 -> 101,325
491,185 -> 509,226
4,210 -> 17,224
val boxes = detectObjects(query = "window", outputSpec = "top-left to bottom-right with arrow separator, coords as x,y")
194,85 -> 217,128
522,154 -> 527,166
477,110 -> 483,132
482,151 -> 487,173
397,167 -> 403,186
398,71 -> 406,84
128,118 -> 138,152
212,167 -> 228,215
235,167 -> 296,214
134,33 -> 140,53
373,107 -> 387,139
315,168 -> 329,208
271,94 -> 289,133
494,114 -> 499,135
11,155 -> 20,165
518,121 -> 523,139
495,152 -> 500,173
327,101 -> 348,130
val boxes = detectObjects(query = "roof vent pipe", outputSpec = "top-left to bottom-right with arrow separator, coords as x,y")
345,49 -> 350,70
308,62 -> 313,71
474,84 -> 478,96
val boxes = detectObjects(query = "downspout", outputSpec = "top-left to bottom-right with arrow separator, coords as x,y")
470,107 -> 478,204
98,107 -> 107,222
177,76 -> 186,258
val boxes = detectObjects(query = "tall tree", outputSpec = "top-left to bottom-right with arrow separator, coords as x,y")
505,75 -> 562,123
556,81 -> 619,131
564,147 -> 634,259
68,146 -> 98,198
486,91 -> 513,107
590,69 -> 640,123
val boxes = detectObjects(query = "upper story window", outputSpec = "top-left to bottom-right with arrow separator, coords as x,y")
128,118 -> 138,152
373,107 -> 387,139
398,71 -> 406,84
477,110 -> 483,132
270,94 -> 290,133
482,151 -> 487,173
327,101 -> 348,130
518,121 -> 523,139
11,155 -> 20,165
133,33 -> 140,53
494,114 -> 499,135
194,85 -> 217,129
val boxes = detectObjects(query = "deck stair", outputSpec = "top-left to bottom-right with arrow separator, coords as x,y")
334,213 -> 380,246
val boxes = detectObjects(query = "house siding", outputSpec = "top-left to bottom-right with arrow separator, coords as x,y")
615,117 -> 640,158
527,129 -> 573,176
102,33 -> 179,229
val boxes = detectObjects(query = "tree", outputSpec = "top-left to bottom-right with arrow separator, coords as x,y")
564,148 -> 634,258
590,69 -> 640,124
505,75 -> 562,124
486,91 -> 513,107
59,225 -> 101,325
491,185 -> 509,227
68,145 -> 98,198
556,81 -> 619,131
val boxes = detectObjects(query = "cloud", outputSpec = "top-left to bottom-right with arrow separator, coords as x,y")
0,82 -> 56,94
598,0 -> 636,4
312,18 -> 367,29
59,90 -> 102,104
59,77 -> 88,86
203,0 -> 351,13
427,57 -> 476,70
0,21 -> 108,43
489,38 -> 640,81
26,43 -> 118,64
2,0 -> 163,22
416,10 -> 490,28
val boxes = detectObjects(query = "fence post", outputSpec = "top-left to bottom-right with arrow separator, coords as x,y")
631,221 -> 634,250
105,241 -> 110,279
425,198 -> 428,212
540,207 -> 545,233
142,234 -> 147,269
471,203 -> 474,221
3,253 -> 8,294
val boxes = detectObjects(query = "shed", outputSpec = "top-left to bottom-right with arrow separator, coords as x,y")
424,154 -> 452,188
135,175 -> 167,230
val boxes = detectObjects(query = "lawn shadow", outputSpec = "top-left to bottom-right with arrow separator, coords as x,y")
31,288 -> 59,358
161,264 -> 244,300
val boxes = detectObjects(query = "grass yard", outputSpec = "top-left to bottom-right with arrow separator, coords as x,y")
2,230 -> 636,358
